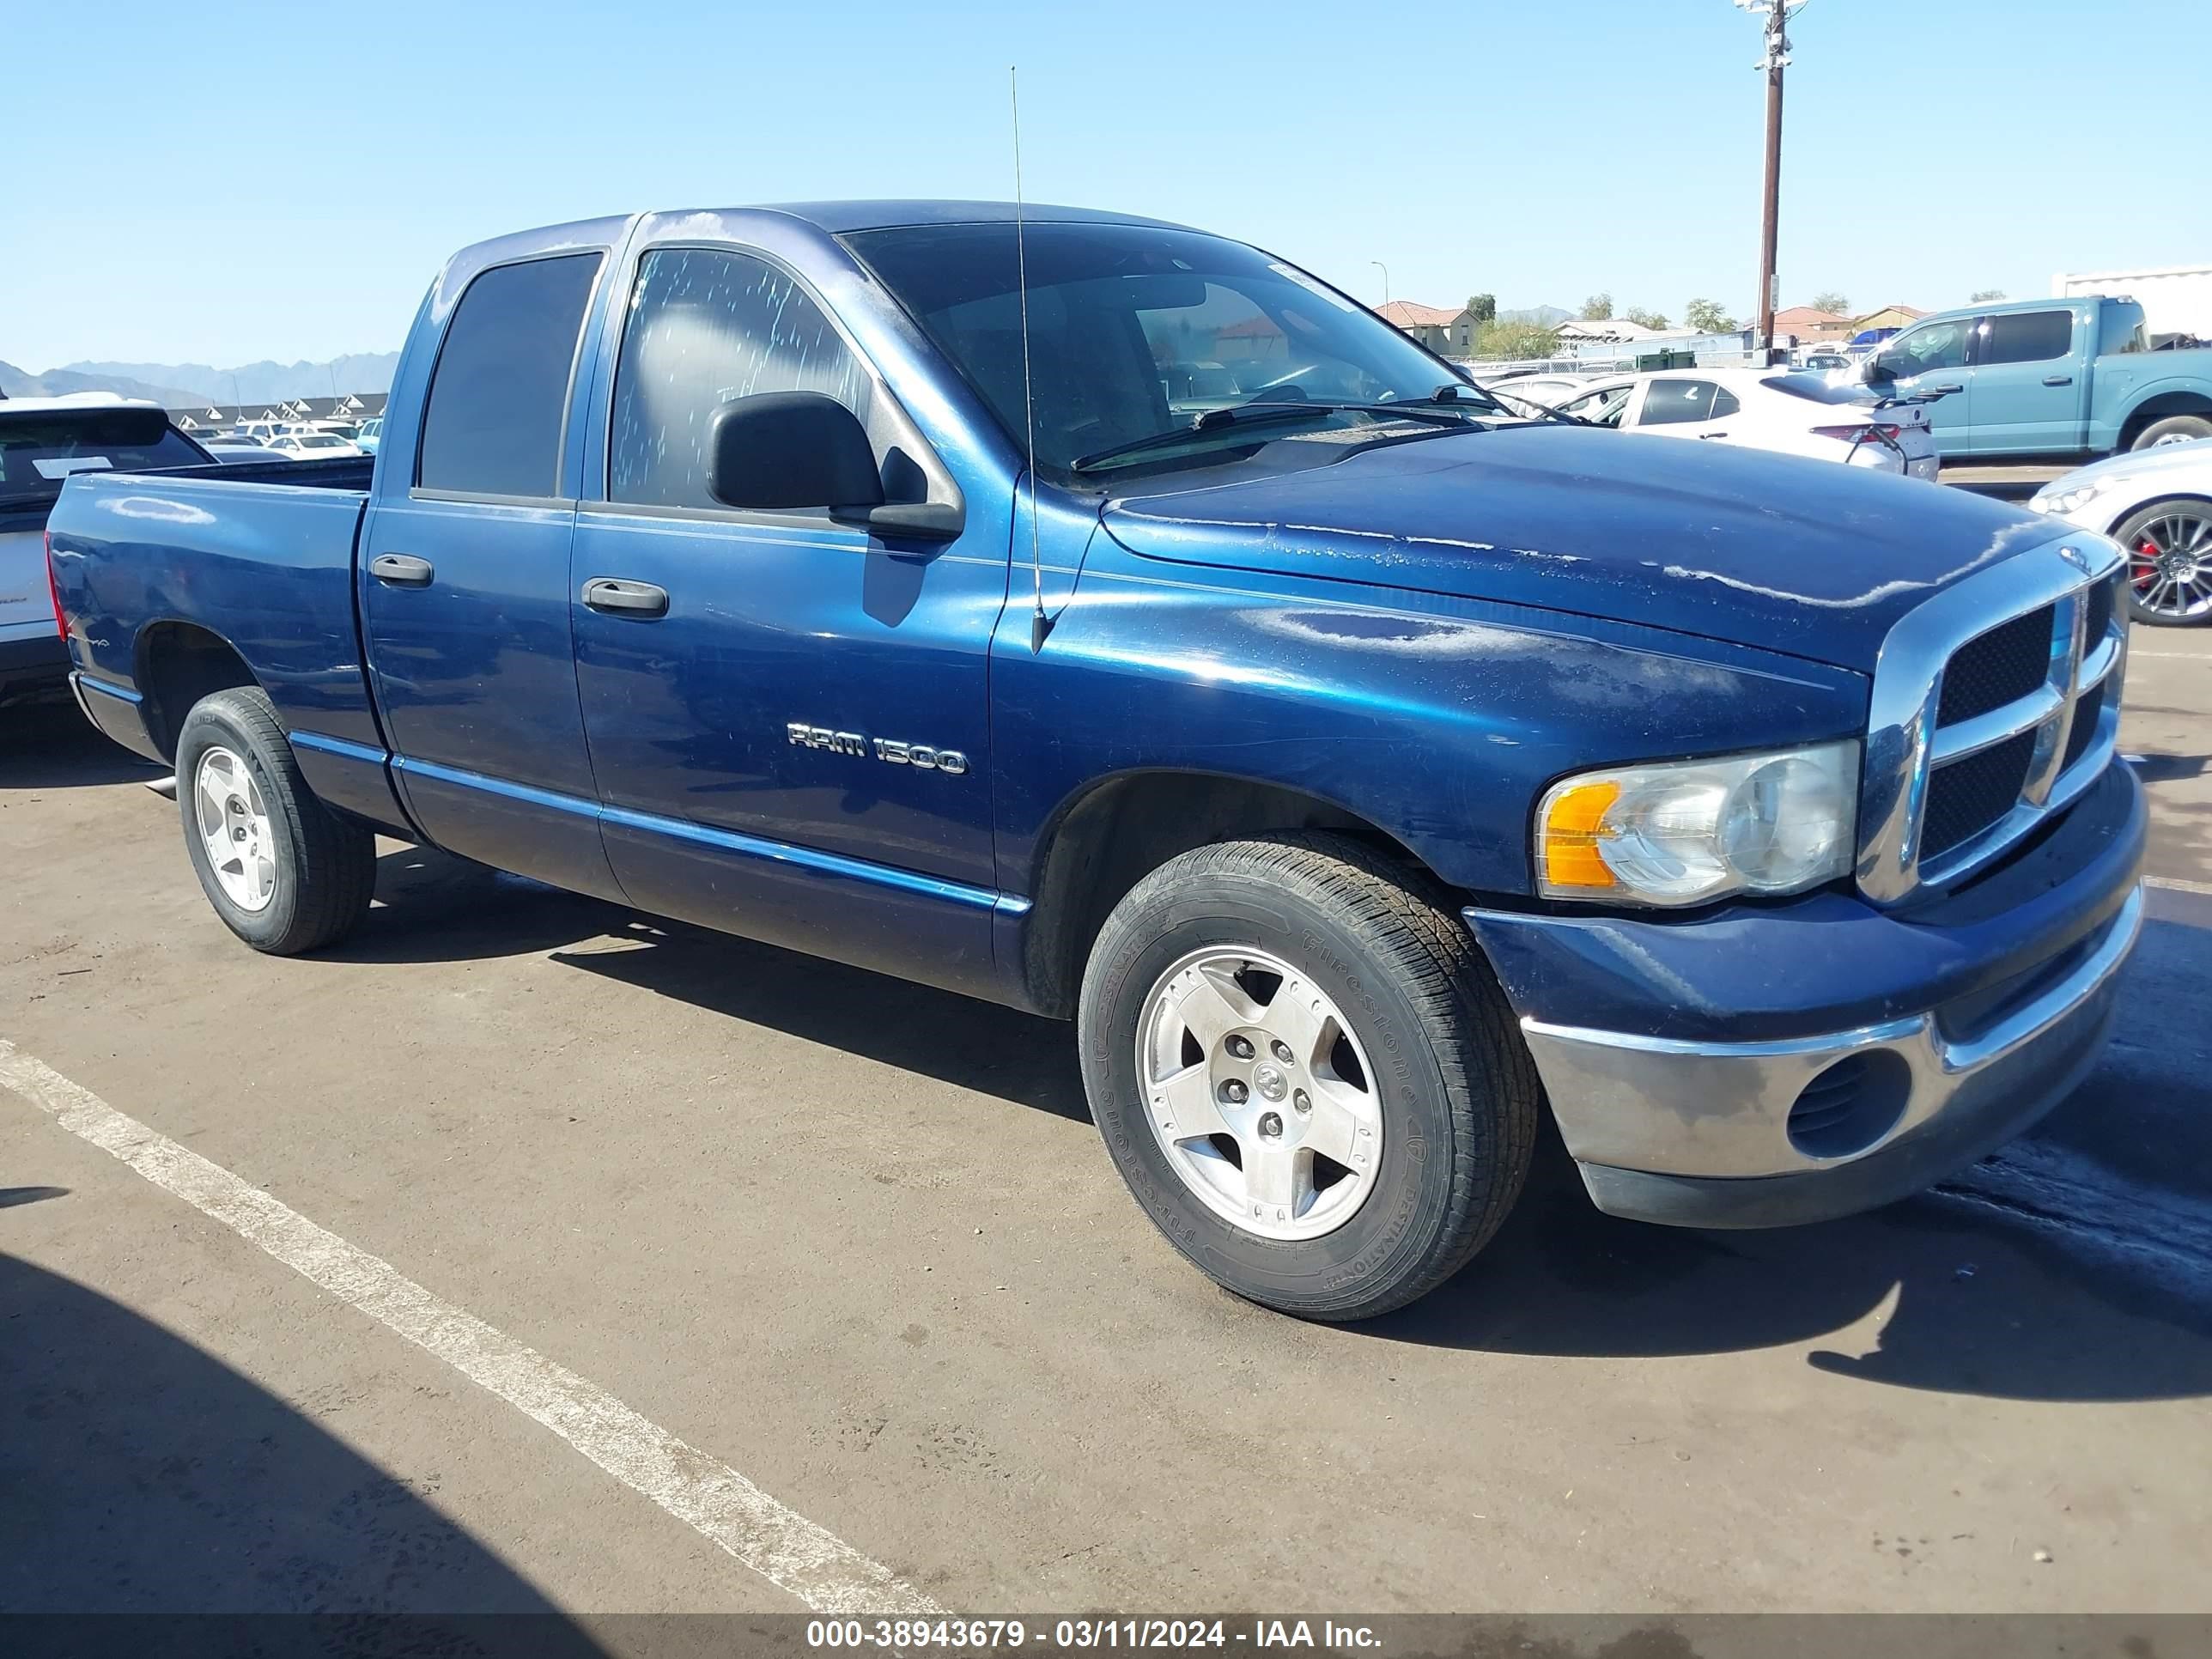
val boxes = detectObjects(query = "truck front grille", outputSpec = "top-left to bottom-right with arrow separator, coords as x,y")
1936,605 -> 2057,726
1856,546 -> 2128,904
1920,731 -> 2039,860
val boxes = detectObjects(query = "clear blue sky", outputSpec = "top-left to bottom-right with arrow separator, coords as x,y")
8,0 -> 2207,371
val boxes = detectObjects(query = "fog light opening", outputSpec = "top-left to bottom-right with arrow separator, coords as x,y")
1786,1050 -> 1912,1160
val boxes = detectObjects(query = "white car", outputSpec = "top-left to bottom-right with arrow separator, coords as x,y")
268,430 -> 363,459
1481,374 -> 1596,417
1550,367 -> 1941,479
200,440 -> 293,465
2029,438 -> 2212,626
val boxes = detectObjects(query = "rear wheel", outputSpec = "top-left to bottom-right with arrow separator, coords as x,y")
2130,415 -> 2212,451
175,686 -> 375,952
2114,498 -> 2212,626
1078,834 -> 1539,1322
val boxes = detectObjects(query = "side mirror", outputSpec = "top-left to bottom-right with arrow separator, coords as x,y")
708,392 -> 884,513
1863,356 -> 1897,386
707,391 -> 963,540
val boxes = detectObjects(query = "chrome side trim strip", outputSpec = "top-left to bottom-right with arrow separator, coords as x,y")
385,754 -> 1021,915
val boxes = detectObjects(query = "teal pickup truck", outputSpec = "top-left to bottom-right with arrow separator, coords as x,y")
1866,295 -> 2212,461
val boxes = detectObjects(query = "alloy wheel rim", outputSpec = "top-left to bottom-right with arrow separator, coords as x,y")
2130,512 -> 2212,619
1135,946 -> 1383,1241
192,746 -> 277,913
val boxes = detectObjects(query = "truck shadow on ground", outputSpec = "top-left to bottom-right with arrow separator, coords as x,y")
0,711 -> 165,790
349,848 -> 2212,1404
0,1239 -> 605,1646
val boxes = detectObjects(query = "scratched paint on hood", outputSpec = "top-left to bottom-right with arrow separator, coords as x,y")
1103,425 -> 2062,672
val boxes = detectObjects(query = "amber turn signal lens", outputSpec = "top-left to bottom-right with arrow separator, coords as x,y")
1540,779 -> 1620,890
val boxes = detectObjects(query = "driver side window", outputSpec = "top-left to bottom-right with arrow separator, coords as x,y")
1879,322 -> 1967,380
609,247 -> 871,510
1562,386 -> 1631,428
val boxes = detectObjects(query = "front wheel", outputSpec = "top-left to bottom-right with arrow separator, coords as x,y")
176,686 -> 375,952
2130,415 -> 2212,451
2113,498 -> 2212,626
1078,835 -> 1539,1322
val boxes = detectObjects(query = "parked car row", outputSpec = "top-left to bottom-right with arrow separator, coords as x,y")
1481,367 -> 1942,478
188,421 -> 369,461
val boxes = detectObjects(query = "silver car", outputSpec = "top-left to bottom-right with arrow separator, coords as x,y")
2029,438 -> 2212,625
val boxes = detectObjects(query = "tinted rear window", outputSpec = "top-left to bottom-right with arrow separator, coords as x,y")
1978,310 -> 2074,366
416,252 -> 603,497
0,410 -> 208,505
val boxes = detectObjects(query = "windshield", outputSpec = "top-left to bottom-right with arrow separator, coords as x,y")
845,221 -> 1496,479
0,410 -> 208,505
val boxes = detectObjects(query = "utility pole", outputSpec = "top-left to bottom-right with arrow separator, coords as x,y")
1737,0 -> 1803,367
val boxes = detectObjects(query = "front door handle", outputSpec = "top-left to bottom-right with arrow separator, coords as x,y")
1929,383 -> 1964,395
369,553 -> 434,586
2043,374 -> 2074,386
582,577 -> 670,617
1698,431 -> 1730,439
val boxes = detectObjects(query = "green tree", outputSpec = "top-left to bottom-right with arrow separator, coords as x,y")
1473,319 -> 1560,361
1684,298 -> 1737,334
1581,291 -> 1613,321
1970,288 -> 2008,302
1624,306 -> 1669,330
1810,290 -> 1850,315
1464,292 -> 1497,324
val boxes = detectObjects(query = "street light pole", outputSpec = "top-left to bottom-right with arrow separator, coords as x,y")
1738,0 -> 1801,368
1370,260 -> 1390,307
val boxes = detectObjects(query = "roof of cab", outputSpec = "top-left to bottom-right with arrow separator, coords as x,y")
746,200 -> 1193,234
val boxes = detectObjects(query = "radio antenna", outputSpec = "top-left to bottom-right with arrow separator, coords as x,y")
1012,65 -> 1053,653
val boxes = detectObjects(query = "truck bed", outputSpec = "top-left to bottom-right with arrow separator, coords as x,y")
46,461 -> 386,783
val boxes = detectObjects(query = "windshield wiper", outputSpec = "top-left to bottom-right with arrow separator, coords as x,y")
1070,398 -> 1480,474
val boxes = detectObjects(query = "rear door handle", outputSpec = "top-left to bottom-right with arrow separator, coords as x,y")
2043,374 -> 2074,386
581,577 -> 670,617
369,553 -> 434,586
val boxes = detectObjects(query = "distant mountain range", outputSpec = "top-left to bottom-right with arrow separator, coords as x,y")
0,352 -> 399,408
1499,304 -> 1574,327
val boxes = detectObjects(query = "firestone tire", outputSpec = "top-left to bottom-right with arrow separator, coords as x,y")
174,686 -> 375,954
1078,833 -> 1540,1322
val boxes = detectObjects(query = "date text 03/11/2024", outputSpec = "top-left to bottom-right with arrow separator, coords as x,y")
803,1620 -> 1382,1650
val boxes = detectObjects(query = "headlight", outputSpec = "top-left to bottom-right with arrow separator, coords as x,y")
1536,741 -> 1860,907
2031,474 -> 2130,517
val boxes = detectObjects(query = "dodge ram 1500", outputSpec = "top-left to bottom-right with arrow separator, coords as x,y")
48,204 -> 2144,1319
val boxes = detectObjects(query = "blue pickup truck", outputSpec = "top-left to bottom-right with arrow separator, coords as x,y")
47,204 -> 2146,1320
1867,295 -> 2212,460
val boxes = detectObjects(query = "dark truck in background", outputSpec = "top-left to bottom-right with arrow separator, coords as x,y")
46,203 -> 2145,1320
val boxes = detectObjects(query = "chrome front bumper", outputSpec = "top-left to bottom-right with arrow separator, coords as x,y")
1517,883 -> 2143,1228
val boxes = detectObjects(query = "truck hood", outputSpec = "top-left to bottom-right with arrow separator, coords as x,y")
1101,426 -> 2060,672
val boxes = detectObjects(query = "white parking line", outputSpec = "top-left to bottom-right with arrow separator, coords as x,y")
0,1038 -> 943,1617
2148,875 -> 2212,897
